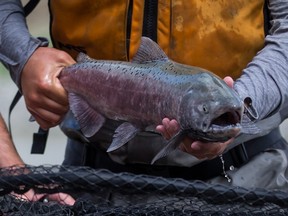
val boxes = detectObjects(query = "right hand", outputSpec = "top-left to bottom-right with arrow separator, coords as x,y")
21,47 -> 76,129
156,118 -> 234,160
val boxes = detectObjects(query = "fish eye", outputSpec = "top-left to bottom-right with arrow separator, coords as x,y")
203,105 -> 209,114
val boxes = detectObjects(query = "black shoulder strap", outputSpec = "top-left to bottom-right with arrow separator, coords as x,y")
23,0 -> 40,17
8,91 -> 22,134
31,127 -> 49,154
9,0 -> 48,154
263,0 -> 271,36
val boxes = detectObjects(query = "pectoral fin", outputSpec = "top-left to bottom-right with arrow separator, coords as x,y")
151,131 -> 185,164
69,93 -> 105,137
107,122 -> 140,152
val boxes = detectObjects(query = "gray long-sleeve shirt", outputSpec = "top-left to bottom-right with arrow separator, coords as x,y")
0,0 -> 47,88
1,0 -> 288,123
234,1 -> 288,122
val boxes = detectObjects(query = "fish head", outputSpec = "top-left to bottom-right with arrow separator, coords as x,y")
179,73 -> 244,142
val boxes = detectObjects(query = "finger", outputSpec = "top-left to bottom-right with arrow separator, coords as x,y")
223,76 -> 234,88
190,141 -> 224,156
31,193 -> 46,202
41,81 -> 69,107
181,138 -> 234,160
20,190 -> 75,206
19,190 -> 75,206
162,118 -> 179,138
44,78 -> 69,107
47,193 -> 75,206
56,49 -> 77,66
155,125 -> 169,138
32,97 -> 68,116
29,109 -> 64,129
12,190 -> 45,202
26,93 -> 69,125
29,106 -> 65,123
168,119 -> 180,135
162,118 -> 170,128
24,86 -> 69,116
159,118 -> 173,139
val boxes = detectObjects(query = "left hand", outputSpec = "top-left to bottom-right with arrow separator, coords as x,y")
156,118 -> 234,159
12,189 -> 75,205
155,76 -> 235,160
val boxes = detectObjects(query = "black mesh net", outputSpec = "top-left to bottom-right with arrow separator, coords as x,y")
0,165 -> 288,215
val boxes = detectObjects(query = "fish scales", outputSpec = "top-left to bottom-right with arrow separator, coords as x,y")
59,37 -> 245,163
61,61 -> 185,125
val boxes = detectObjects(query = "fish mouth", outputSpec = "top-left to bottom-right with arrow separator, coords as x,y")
211,109 -> 241,127
187,110 -> 242,142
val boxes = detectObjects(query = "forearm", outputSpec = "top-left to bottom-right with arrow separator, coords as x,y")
0,114 -> 23,167
0,0 -> 48,88
234,0 -> 288,121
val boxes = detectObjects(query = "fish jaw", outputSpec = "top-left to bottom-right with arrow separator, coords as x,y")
182,105 -> 243,142
185,124 -> 241,142
199,104 -> 243,141
178,73 -> 244,142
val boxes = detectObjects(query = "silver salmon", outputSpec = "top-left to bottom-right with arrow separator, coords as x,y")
60,37 -> 245,163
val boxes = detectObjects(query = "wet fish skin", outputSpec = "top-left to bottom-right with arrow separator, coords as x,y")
59,37 -> 244,163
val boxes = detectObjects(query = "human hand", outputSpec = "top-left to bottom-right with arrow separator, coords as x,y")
156,118 -> 234,159
0,113 -> 75,205
21,47 -> 76,129
155,76 -> 236,160
13,189 -> 75,205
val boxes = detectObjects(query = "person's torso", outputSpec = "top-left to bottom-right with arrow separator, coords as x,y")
49,0 -> 265,79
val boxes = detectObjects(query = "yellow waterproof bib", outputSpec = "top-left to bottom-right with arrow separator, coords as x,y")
49,0 -> 265,79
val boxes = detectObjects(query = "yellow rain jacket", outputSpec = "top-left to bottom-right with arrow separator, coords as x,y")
49,0 -> 265,80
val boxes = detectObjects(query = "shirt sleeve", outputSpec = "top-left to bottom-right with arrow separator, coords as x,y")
234,0 -> 288,122
0,0 -> 48,89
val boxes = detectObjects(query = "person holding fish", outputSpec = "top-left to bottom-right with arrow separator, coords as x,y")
1,0 -> 288,191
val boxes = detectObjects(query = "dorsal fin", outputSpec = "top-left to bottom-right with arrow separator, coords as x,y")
77,52 -> 92,63
132,37 -> 169,64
